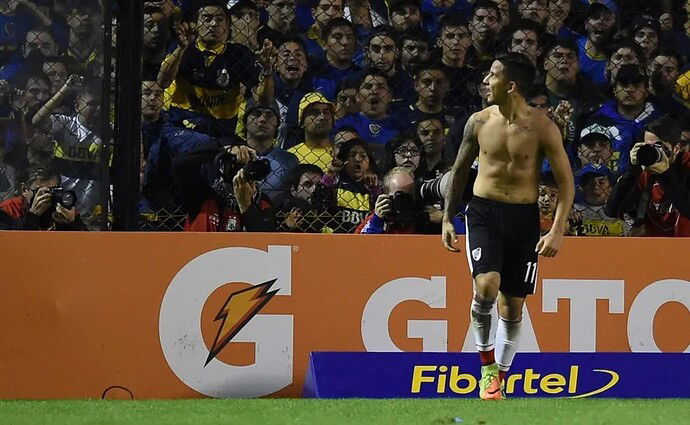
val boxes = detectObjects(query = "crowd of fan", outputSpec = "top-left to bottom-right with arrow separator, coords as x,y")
1,0 -> 690,235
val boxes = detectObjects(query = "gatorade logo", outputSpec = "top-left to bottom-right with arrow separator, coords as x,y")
159,246 -> 293,398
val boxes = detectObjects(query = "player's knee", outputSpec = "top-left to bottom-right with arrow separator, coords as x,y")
474,272 -> 500,298
498,303 -> 523,322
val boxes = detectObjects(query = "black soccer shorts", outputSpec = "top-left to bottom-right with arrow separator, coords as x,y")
464,195 -> 541,298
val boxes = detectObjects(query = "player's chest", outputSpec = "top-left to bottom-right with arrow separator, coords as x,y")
477,121 -> 539,159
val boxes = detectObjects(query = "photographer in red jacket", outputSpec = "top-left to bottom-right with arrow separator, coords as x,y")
0,167 -> 86,230
607,117 -> 690,236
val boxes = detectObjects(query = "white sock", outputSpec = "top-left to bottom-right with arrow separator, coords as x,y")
496,316 -> 522,372
471,293 -> 496,351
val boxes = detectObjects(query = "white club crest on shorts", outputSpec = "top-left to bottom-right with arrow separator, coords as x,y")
472,247 -> 482,261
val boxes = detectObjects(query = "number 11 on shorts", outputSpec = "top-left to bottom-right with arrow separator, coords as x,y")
524,261 -> 538,284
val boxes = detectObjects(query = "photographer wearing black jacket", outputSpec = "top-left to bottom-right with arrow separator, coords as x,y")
0,167 -> 86,231
607,117 -> 690,236
172,140 -> 275,232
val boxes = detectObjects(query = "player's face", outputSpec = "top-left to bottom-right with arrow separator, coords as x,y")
277,42 -> 308,82
394,140 -> 421,171
415,69 -> 449,105
197,6 -> 228,45
367,35 -> 397,73
484,60 -> 509,106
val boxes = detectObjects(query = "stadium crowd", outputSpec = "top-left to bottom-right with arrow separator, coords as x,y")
0,0 -> 689,235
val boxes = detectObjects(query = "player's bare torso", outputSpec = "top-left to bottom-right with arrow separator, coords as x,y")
473,105 -> 550,204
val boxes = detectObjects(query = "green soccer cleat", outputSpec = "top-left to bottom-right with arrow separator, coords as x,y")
479,364 -> 505,400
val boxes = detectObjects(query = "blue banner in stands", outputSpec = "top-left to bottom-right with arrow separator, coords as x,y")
303,352 -> 690,399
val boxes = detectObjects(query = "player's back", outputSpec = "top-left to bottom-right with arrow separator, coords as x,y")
473,105 -> 545,205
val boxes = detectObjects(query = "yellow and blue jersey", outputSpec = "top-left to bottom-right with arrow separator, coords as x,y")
164,40 -> 261,124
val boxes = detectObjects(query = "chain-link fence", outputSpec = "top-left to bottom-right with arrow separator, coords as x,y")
0,0 -> 111,230
3,0 -> 688,234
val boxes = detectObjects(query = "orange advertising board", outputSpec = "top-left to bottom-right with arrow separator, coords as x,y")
0,232 -> 688,399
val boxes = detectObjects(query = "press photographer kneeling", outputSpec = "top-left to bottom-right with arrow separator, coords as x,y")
172,140 -> 274,232
607,117 -> 690,236
355,167 -> 466,234
0,167 -> 86,230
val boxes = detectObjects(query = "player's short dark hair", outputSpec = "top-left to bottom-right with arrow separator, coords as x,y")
323,17 -> 355,39
544,37 -> 578,57
472,0 -> 501,20
646,115 -> 682,147
439,11 -> 469,34
496,52 -> 536,98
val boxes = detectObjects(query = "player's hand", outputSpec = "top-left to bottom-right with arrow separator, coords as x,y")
442,218 -> 460,252
52,204 -> 76,224
374,194 -> 391,219
535,229 -> 563,257
28,187 -> 53,216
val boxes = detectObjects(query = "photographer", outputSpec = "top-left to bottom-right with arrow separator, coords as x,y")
607,117 -> 690,237
171,141 -> 275,232
0,167 -> 86,230
355,167 -> 465,234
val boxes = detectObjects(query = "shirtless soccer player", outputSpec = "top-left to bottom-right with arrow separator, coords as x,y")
441,53 -> 574,400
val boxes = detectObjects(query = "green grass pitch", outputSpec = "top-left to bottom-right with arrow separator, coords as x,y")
1,399 -> 689,425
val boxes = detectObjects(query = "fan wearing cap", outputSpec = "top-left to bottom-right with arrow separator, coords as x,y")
570,163 -> 629,236
576,2 -> 616,85
388,0 -> 423,36
587,64 -> 661,174
288,92 -> 335,172
576,124 -> 614,170
242,101 -> 299,204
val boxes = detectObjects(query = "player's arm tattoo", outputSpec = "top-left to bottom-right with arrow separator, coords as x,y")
444,113 -> 482,219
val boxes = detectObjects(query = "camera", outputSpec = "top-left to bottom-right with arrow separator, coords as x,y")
636,142 -> 666,167
49,188 -> 77,209
388,191 -> 416,221
218,152 -> 272,181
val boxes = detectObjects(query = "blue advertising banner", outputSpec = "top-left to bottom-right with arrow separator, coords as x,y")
303,352 -> 690,399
